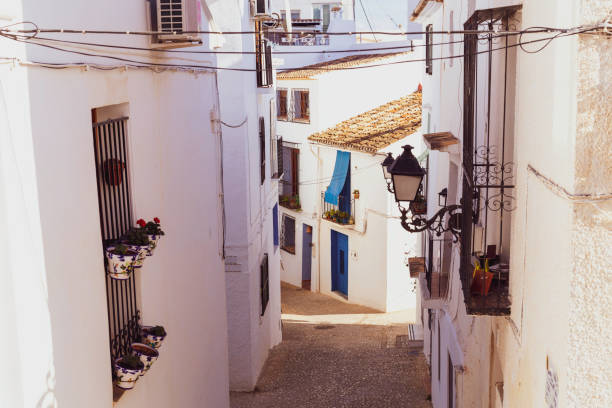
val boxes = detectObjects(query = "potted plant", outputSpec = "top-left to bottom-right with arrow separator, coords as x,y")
289,195 -> 300,209
137,218 -> 165,256
353,189 -> 360,199
323,211 -> 331,219
121,228 -> 150,269
114,354 -> 144,389
105,244 -> 139,280
131,342 -> 159,374
338,211 -> 348,224
141,325 -> 167,349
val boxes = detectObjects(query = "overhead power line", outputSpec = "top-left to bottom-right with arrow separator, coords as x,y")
0,26 -> 600,74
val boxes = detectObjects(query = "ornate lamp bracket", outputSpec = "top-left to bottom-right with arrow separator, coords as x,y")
399,204 -> 462,241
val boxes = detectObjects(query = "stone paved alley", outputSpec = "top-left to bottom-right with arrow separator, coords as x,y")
231,283 -> 432,408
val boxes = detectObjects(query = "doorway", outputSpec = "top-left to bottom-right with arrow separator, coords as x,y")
302,224 -> 313,290
331,230 -> 348,296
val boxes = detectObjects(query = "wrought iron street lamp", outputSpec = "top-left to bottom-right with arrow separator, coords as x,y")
382,145 -> 462,240
381,152 -> 395,193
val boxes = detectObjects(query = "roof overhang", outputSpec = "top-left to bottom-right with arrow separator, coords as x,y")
410,0 -> 443,23
423,132 -> 459,153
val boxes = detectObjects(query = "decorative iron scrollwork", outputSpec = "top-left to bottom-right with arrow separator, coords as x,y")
399,204 -> 462,242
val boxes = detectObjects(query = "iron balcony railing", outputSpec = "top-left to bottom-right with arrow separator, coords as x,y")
266,32 -> 330,46
321,192 -> 354,225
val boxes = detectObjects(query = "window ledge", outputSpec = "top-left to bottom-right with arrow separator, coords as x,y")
291,118 -> 310,124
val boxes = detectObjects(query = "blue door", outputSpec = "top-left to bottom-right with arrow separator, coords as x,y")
331,230 -> 348,296
302,224 -> 313,290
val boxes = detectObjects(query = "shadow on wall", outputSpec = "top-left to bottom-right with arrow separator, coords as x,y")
36,369 -> 57,408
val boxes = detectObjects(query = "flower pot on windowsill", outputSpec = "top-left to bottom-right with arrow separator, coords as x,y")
131,342 -> 159,374
120,228 -> 150,269
141,325 -> 167,349
136,218 -> 165,256
114,355 -> 144,390
106,245 -> 138,280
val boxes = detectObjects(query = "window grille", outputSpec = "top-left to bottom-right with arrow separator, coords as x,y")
256,22 -> 273,87
259,117 -> 266,184
92,116 -> 140,365
425,24 -> 433,75
270,99 -> 282,179
260,254 -> 269,316
158,0 -> 184,33
280,214 -> 296,254
273,204 -> 279,246
148,0 -> 201,45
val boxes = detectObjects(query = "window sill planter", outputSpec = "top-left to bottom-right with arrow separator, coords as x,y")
141,325 -> 167,349
131,342 -> 159,374
105,246 -> 138,280
114,356 -> 144,390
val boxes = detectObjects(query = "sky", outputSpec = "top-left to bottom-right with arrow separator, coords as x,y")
354,0 -> 422,35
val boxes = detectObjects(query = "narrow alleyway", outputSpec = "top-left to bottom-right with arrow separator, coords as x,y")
230,283 -> 431,408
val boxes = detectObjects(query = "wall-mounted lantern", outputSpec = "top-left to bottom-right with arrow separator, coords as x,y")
382,145 -> 462,240
438,188 -> 448,207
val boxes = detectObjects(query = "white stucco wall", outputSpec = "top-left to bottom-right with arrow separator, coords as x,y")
208,0 -> 282,392
0,1 -> 236,406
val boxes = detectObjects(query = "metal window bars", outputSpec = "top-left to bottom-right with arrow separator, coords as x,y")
321,193 -> 355,225
256,22 -> 273,88
92,117 -> 141,365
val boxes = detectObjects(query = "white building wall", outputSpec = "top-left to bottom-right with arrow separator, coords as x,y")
0,1 -> 231,406
208,0 -> 282,392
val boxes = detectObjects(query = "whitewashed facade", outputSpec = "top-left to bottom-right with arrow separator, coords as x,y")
208,0 -> 283,392
275,52 -> 424,311
413,0 -> 612,407
0,1 -> 231,407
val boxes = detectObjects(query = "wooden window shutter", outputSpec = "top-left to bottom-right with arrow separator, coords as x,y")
259,117 -> 266,184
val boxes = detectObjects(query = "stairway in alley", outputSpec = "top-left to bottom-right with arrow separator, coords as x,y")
230,283 -> 432,408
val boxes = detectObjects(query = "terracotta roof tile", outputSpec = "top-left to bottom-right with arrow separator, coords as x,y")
308,92 -> 422,153
277,52 -> 410,80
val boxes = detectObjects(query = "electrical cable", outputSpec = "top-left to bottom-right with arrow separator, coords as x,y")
220,117 -> 248,128
0,26 -> 599,74
357,0 -> 377,42
17,34 -> 470,55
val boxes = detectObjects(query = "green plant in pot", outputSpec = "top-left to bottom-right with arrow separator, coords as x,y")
141,325 -> 167,348
105,244 -> 139,280
121,228 -> 150,269
137,218 -> 165,256
114,354 -> 144,389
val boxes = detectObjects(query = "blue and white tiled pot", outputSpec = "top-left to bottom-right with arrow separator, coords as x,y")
145,235 -> 160,256
105,247 -> 138,280
126,244 -> 148,268
141,326 -> 166,348
113,357 -> 144,389
131,342 -> 159,374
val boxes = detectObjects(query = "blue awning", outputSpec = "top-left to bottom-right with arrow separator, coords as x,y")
324,150 -> 350,205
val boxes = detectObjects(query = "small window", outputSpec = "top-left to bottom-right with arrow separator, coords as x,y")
426,24 -> 433,75
277,89 -> 288,121
291,89 -> 310,123
149,0 -> 201,46
273,204 -> 279,247
260,254 -> 269,316
279,145 -> 300,210
259,117 -> 266,184
281,214 -> 296,254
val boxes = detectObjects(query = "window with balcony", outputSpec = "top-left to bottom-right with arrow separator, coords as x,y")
281,214 -> 296,254
277,89 -> 288,121
322,150 -> 354,225
279,144 -> 300,210
460,6 -> 518,316
291,89 -> 310,123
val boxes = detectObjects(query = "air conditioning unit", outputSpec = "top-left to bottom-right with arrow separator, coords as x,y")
149,0 -> 202,48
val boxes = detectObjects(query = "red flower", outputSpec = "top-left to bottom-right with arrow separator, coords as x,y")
153,217 -> 160,224
137,219 -> 146,227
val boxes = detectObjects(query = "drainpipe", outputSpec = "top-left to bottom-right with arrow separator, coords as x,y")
314,144 -> 322,293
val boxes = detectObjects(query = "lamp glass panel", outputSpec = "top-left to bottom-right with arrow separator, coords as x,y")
392,174 -> 422,202
382,165 -> 391,180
